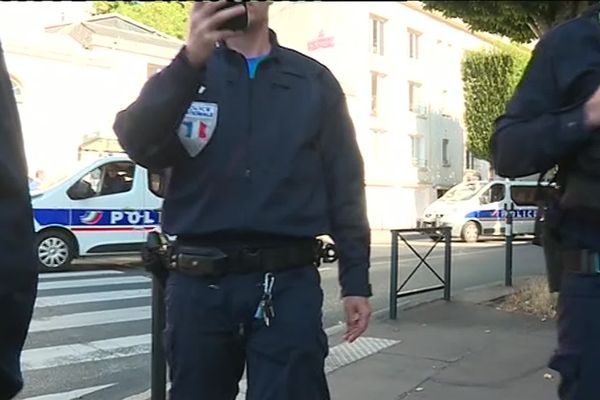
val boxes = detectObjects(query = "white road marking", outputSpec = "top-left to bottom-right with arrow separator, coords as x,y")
37,275 -> 150,291
19,384 -> 116,400
29,306 -> 150,333
38,270 -> 124,280
21,334 -> 151,371
35,289 -> 151,308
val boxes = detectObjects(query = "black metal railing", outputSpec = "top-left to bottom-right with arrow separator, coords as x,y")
151,276 -> 167,400
504,203 -> 515,287
389,227 -> 452,320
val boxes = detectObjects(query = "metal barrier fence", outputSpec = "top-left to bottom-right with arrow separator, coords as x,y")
504,203 -> 515,287
389,227 -> 452,320
151,277 -> 167,400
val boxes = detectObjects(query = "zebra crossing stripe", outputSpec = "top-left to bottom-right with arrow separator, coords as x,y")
29,306 -> 151,332
19,383 -> 116,399
38,270 -> 124,280
35,288 -> 151,308
37,275 -> 149,291
21,334 -> 151,371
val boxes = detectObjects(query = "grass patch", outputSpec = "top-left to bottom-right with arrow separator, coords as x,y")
499,277 -> 558,320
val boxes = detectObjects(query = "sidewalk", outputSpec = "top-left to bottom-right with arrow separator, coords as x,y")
326,286 -> 559,400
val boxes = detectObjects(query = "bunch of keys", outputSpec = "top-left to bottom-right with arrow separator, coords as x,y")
254,272 -> 275,327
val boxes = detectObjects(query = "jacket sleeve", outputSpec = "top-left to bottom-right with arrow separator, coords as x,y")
491,29 -> 597,178
0,42 -> 37,293
318,72 -> 371,298
0,41 -> 37,399
113,48 -> 206,170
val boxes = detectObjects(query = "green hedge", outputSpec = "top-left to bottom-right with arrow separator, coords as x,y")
461,47 -> 530,162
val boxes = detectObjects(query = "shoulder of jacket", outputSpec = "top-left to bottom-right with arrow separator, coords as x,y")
277,46 -> 338,84
540,13 -> 598,48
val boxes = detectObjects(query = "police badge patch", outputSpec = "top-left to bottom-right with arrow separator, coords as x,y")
177,102 -> 218,157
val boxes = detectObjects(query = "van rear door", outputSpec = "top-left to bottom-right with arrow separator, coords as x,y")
509,184 -> 538,235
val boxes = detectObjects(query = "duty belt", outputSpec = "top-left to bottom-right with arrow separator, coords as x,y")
169,239 -> 335,278
562,249 -> 600,275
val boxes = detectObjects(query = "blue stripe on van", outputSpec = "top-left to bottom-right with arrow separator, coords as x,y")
465,209 -> 537,220
34,209 -> 161,227
34,209 -> 71,225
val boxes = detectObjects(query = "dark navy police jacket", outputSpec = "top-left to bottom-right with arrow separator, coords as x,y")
114,32 -> 371,297
0,41 -> 38,399
492,7 -> 600,251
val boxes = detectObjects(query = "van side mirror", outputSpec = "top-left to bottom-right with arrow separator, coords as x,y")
67,180 -> 94,200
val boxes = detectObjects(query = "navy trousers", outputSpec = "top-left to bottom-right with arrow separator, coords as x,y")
0,289 -> 36,400
549,273 -> 600,400
164,266 -> 330,400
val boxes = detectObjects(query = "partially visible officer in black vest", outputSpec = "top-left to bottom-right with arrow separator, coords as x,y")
0,40 -> 38,399
492,3 -> 600,399
114,2 -> 372,399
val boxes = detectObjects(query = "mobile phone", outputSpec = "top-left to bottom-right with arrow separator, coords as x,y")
220,2 -> 248,31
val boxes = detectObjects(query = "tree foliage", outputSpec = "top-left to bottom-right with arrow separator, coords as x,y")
461,50 -> 529,162
422,1 -> 597,43
92,1 -> 191,40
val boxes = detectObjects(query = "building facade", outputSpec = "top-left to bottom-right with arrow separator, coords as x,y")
0,2 -> 181,180
270,1 -> 493,229
1,1 -> 498,230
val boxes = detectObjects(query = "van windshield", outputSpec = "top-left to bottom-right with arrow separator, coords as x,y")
31,174 -> 70,194
30,159 -> 93,194
441,181 -> 487,202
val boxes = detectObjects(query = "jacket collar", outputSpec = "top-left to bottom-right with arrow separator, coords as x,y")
218,29 -> 283,61
217,29 -> 306,83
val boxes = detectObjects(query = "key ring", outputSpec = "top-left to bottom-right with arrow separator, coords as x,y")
263,272 -> 275,296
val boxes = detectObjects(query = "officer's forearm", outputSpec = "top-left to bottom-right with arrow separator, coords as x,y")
326,150 -> 371,297
318,81 -> 371,297
336,234 -> 371,298
492,106 -> 591,178
328,181 -> 371,297
114,47 -> 206,169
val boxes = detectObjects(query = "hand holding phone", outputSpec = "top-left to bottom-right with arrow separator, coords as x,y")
220,2 -> 248,32
185,1 -> 247,69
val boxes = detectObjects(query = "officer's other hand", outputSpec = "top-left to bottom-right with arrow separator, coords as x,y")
584,85 -> 600,129
342,296 -> 372,343
185,1 -> 245,69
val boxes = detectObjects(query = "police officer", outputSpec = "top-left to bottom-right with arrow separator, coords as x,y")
114,2 -> 372,399
0,40 -> 38,399
101,165 -> 128,195
492,3 -> 600,399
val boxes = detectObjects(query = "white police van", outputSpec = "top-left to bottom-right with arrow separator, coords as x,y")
418,179 -> 551,243
30,155 -> 164,271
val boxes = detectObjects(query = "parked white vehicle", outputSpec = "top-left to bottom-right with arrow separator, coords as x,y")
30,155 -> 164,271
417,179 -> 551,243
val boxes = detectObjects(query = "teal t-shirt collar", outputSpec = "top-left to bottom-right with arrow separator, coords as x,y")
246,54 -> 268,79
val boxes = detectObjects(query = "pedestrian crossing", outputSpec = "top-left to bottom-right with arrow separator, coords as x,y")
17,269 -> 155,400
17,269 -> 398,400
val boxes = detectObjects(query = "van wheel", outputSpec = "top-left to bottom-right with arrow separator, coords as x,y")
461,222 -> 480,243
36,230 -> 75,272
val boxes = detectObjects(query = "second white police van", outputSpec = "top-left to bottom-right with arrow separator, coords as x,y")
418,179 -> 552,243
31,155 -> 165,271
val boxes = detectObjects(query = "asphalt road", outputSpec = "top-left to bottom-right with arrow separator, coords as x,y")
321,238 -> 544,329
15,238 -> 546,400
